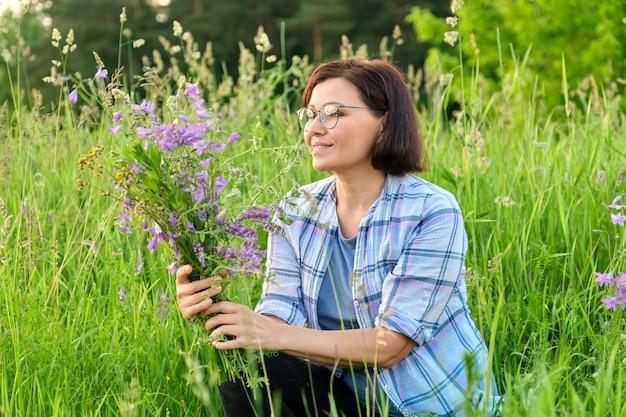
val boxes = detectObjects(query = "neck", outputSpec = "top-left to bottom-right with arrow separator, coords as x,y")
334,170 -> 386,212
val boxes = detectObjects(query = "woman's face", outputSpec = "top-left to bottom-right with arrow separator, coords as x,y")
303,78 -> 384,175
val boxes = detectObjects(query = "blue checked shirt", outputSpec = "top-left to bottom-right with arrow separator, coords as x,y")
255,174 -> 502,416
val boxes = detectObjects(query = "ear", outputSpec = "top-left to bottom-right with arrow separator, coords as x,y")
378,114 -> 387,136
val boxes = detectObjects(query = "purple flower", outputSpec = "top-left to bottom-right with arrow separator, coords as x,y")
196,107 -> 210,119
193,188 -> 204,203
215,176 -> 228,195
147,235 -> 158,251
167,262 -> 179,275
616,271 -> 626,286
131,99 -> 155,116
199,158 -> 211,167
594,271 -> 614,286
195,171 -> 208,181
113,111 -> 123,122
95,66 -> 108,80
120,225 -> 132,234
158,289 -> 168,321
168,213 -> 178,227
186,221 -> 196,232
108,125 -> 122,136
608,195 -> 623,210
184,82 -> 201,98
610,213 -> 626,226
227,132 -> 241,144
140,99 -> 155,115
119,212 -> 131,223
602,295 -> 619,310
195,210 -> 207,222
118,286 -> 127,303
135,248 -> 143,276
68,89 -> 78,103
136,127 -> 152,139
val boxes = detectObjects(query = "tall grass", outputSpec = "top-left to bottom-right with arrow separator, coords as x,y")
1,11 -> 626,417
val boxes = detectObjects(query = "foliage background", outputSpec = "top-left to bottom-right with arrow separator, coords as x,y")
1,1 -> 626,416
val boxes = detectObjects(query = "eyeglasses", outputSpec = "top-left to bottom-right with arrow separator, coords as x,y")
296,103 -> 371,130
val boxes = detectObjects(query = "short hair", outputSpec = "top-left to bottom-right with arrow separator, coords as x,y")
301,57 -> 426,175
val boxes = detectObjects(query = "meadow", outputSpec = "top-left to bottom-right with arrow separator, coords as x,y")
1,14 -> 626,417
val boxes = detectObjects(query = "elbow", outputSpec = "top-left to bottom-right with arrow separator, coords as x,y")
374,343 -> 415,368
371,328 -> 417,368
375,349 -> 409,368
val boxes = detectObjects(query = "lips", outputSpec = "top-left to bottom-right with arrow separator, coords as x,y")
312,141 -> 332,149
311,143 -> 332,156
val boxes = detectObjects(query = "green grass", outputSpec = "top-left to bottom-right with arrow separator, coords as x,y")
1,17 -> 626,417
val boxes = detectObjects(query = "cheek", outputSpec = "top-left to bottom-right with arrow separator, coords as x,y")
303,133 -> 313,148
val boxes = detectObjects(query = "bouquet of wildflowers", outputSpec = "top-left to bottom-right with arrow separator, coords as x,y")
97,81 -> 281,382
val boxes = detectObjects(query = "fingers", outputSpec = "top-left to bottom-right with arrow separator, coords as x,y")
175,265 -> 223,320
204,303 -> 257,349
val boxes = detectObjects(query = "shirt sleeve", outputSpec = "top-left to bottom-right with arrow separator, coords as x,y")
254,221 -> 308,327
376,191 -> 467,346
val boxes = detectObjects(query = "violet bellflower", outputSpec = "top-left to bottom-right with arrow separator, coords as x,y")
595,195 -> 626,311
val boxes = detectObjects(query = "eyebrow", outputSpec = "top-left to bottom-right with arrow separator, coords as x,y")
306,101 -> 344,108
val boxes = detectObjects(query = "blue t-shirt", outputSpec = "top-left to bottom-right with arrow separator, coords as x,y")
317,227 -> 404,417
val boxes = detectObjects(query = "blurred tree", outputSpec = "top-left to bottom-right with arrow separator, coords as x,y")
406,0 -> 626,112
161,0 -> 300,77
0,6 -> 49,110
44,0 -> 161,73
1,0 -> 457,111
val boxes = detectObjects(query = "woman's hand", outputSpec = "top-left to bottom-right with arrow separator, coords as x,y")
175,265 -> 223,320
204,301 -> 286,351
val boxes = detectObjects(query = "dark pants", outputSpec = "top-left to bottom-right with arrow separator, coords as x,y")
218,352 -> 375,417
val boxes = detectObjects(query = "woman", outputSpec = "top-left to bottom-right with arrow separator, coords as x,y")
176,57 -> 502,416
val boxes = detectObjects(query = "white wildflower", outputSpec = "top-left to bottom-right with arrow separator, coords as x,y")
476,157 -> 491,168
173,20 -> 183,37
495,196 -> 516,207
451,0 -> 464,14
133,39 -> 145,48
444,31 -> 459,47
439,73 -> 454,86
254,27 -> 272,54
392,24 -> 404,45
120,7 -> 127,24
51,28 -> 61,47
445,16 -> 459,27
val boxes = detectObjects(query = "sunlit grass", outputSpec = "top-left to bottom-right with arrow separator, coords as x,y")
1,11 -> 625,417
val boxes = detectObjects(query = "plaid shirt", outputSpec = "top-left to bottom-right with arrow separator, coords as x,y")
256,174 -> 502,416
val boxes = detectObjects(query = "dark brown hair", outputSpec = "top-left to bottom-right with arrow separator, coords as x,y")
301,57 -> 426,175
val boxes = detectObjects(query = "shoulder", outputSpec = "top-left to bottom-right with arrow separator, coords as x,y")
384,174 -> 461,213
281,176 -> 336,215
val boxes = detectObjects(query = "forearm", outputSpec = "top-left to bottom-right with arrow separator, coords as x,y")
269,322 -> 415,369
